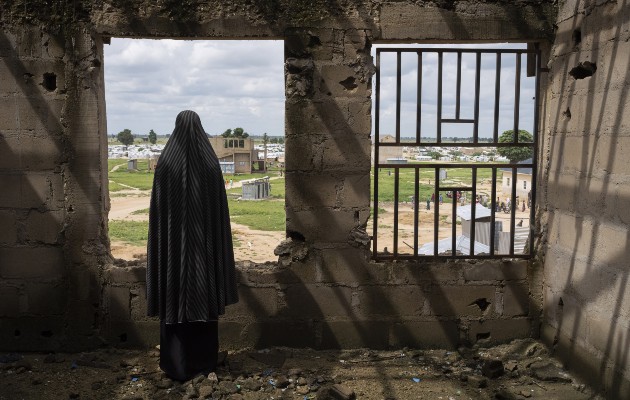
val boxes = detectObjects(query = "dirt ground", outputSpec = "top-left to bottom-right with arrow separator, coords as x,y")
0,338 -> 603,400
109,190 -> 531,263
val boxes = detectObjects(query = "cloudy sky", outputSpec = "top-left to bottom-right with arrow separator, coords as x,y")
104,39 -> 285,138
104,40 -> 534,140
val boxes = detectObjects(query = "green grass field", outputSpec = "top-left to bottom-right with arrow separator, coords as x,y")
108,220 -> 149,246
374,165 -> 499,203
108,159 -> 502,247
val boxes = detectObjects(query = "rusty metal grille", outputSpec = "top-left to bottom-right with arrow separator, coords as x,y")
372,46 -> 541,260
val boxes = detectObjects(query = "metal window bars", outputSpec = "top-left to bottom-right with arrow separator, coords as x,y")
372,46 -> 540,260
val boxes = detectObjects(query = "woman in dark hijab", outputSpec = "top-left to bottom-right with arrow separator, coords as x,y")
147,110 -> 239,381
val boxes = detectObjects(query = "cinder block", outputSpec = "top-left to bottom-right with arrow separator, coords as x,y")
318,65 -> 370,98
103,265 -> 147,283
285,173 -> 343,208
65,300 -> 99,336
0,30 -> 18,58
390,262 -> 462,284
463,260 -> 528,282
25,209 -> 63,244
321,321 -> 389,349
284,134 -> 324,171
42,32 -> 65,59
337,174 -> 370,209
130,285 -> 147,320
357,286 -> 425,317
283,284 -> 352,318
285,98 -> 371,138
587,316 -> 629,356
238,263 -> 318,286
0,286 -> 20,317
244,320 -> 318,348
25,283 -> 66,315
426,285 -> 496,317
105,320 -> 160,348
316,247 -> 378,284
227,287 -> 278,317
468,318 -> 532,344
218,321 -> 248,350
0,97 -> 17,130
286,207 -> 362,243
286,100 -> 349,137
0,134 -> 21,171
389,320 -> 460,349
503,283 -> 529,316
0,210 -> 18,244
0,316 -> 64,352
18,28 -> 42,58
321,136 -> 371,171
20,134 -> 64,170
0,247 -> 64,279
0,61 -> 18,93
21,173 -> 53,208
107,286 -> 131,321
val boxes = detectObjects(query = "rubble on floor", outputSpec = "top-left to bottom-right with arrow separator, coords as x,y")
0,339 -> 604,400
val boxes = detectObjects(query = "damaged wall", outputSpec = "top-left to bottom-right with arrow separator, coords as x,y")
0,0 -> 555,354
540,0 -> 630,398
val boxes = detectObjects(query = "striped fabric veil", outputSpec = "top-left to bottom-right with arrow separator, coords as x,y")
147,110 -> 238,323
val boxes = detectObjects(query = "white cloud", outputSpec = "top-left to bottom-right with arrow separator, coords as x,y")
104,39 -> 285,137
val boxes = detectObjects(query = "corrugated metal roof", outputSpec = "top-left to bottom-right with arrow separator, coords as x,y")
456,204 -> 492,221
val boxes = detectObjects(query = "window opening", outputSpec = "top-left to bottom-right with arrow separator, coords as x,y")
372,45 -> 540,259
105,38 -> 285,263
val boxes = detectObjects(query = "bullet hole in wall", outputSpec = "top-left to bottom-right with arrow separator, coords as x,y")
569,61 -> 597,79
476,332 -> 491,341
287,230 -> 306,242
471,298 -> 491,312
572,29 -> 581,46
14,330 -> 21,337
562,108 -> 571,120
42,72 -> 57,91
309,35 -> 321,47
119,333 -> 127,342
41,330 -> 53,337
339,76 -> 358,91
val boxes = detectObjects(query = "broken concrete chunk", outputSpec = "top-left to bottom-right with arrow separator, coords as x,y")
529,360 -> 572,382
481,359 -> 504,379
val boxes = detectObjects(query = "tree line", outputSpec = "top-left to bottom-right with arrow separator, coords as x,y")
114,127 -> 285,146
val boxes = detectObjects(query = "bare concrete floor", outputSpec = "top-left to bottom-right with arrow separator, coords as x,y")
0,339 -> 603,400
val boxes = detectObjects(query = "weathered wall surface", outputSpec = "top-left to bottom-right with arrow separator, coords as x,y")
540,0 -> 630,398
0,0 -> 554,353
103,258 -> 532,351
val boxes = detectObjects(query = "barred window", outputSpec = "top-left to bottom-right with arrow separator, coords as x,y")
371,45 -> 540,259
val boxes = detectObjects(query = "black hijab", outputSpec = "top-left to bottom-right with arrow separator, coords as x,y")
147,110 -> 238,323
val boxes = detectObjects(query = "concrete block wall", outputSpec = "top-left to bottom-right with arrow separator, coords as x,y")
0,25 -> 110,351
102,257 -> 533,350
0,1 -> 555,353
541,0 -> 630,398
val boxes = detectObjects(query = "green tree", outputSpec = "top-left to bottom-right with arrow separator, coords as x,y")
427,151 -> 441,160
117,129 -> 134,146
148,129 -> 157,144
277,137 -> 284,144
497,129 -> 533,162
221,128 -> 250,138
233,127 -> 249,138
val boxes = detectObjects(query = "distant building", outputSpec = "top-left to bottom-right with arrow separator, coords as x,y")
500,158 -> 532,200
375,135 -> 403,163
209,137 -> 262,174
